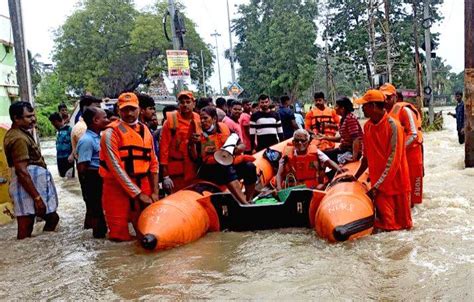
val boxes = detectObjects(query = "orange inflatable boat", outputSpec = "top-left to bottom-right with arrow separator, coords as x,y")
138,140 -> 375,251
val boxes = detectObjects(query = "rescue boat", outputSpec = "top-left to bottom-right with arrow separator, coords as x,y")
138,140 -> 375,251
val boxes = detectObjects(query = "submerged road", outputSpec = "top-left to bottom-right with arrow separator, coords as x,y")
0,108 -> 473,300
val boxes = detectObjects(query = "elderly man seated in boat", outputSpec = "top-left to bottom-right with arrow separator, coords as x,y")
188,106 -> 257,204
275,129 -> 343,190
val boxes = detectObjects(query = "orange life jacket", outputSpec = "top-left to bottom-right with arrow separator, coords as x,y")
198,122 -> 230,164
390,102 -> 423,145
100,121 -> 154,177
166,111 -> 201,161
165,111 -> 200,177
282,144 -> 323,188
195,123 -> 255,165
308,107 -> 339,137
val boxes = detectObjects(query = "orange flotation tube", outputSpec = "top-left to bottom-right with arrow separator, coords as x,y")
138,140 -> 375,251
138,140 -> 291,251
312,162 -> 374,242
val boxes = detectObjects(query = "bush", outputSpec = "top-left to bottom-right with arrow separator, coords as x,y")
36,108 -> 56,137
422,111 -> 443,132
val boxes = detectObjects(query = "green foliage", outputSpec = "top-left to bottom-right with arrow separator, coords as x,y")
325,0 -> 444,93
233,0 -> 318,99
53,0 -> 140,97
53,0 -> 213,97
422,111 -> 443,131
130,1 -> 214,95
34,72 -> 69,137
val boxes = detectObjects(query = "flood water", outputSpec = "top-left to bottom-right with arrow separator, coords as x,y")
0,108 -> 473,300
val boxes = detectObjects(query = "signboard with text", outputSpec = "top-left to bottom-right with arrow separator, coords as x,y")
227,82 -> 244,97
166,50 -> 191,80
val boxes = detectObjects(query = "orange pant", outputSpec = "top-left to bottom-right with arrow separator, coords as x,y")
374,191 -> 413,231
406,145 -> 423,205
102,177 -> 151,241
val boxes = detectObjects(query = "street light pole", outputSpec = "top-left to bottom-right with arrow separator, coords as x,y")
211,31 -> 222,94
226,0 -> 236,83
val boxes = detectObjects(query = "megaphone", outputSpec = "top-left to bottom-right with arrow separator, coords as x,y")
214,133 -> 240,166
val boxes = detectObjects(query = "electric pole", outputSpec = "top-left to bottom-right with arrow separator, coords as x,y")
200,50 -> 207,97
8,0 -> 34,104
465,0 -> 474,167
211,31 -> 223,94
423,0 -> 434,124
168,0 -> 183,91
412,0 -> 424,110
226,0 -> 236,83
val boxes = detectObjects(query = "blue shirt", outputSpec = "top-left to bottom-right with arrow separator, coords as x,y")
455,101 -> 465,131
77,129 -> 100,169
56,125 -> 72,159
278,107 -> 296,139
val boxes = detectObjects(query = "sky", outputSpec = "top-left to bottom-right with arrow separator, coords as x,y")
0,0 -> 466,94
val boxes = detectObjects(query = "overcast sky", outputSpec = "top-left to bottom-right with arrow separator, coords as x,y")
0,0 -> 465,93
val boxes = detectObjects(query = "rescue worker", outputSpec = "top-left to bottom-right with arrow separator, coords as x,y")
275,129 -> 342,190
159,91 -> 200,193
380,83 -> 424,206
319,97 -> 363,165
189,106 -> 257,204
304,92 -> 340,149
353,90 -> 412,231
99,92 -> 159,241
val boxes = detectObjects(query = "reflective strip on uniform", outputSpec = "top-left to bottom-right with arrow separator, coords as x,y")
104,129 -> 141,196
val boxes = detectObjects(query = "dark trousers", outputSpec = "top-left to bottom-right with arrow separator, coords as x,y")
458,130 -> 465,144
57,157 -> 74,177
79,169 -> 107,238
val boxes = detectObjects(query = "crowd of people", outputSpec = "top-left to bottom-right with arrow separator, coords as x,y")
4,82 -> 440,240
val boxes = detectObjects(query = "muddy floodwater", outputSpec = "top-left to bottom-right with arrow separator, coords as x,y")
0,108 -> 473,300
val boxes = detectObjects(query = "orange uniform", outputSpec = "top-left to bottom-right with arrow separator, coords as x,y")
363,113 -> 412,231
99,121 -> 158,241
304,106 -> 340,149
279,144 -> 325,189
389,102 -> 423,205
159,111 -> 200,190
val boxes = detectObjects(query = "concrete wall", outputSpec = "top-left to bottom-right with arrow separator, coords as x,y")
0,15 -> 17,125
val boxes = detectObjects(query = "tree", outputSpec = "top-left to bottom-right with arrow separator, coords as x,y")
130,1 -> 214,95
325,0 -> 444,93
233,0 -> 319,99
53,0 -> 214,97
53,0 -> 141,97
34,71 -> 69,137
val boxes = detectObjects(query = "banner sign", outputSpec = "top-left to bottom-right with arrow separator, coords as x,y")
166,50 -> 191,80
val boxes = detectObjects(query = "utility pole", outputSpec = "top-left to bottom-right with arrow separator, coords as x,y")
168,0 -> 183,91
211,31 -> 223,94
8,0 -> 34,104
465,0 -> 474,167
226,0 -> 236,83
383,0 -> 392,83
423,0 -> 434,124
412,0 -> 424,110
200,50 -> 207,97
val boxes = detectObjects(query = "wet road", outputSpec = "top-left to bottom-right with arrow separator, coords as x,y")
0,108 -> 473,300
